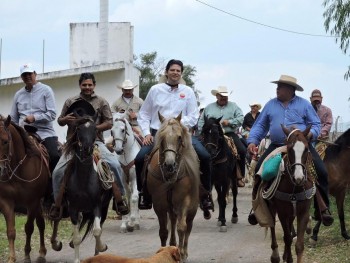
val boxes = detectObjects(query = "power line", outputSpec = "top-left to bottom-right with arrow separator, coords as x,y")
194,0 -> 337,38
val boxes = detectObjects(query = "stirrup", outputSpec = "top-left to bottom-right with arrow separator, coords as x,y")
138,192 -> 152,210
115,196 -> 130,216
49,204 -> 63,221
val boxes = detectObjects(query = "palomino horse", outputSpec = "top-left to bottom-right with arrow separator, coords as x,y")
110,112 -> 141,233
310,128 -> 350,245
263,126 -> 316,263
50,115 -> 112,263
201,116 -> 238,232
0,115 -> 50,263
147,112 -> 200,262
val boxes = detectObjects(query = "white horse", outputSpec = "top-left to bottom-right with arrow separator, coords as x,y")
109,112 -> 141,233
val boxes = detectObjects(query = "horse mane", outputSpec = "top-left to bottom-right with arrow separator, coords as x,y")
155,118 -> 200,184
63,116 -> 93,157
326,128 -> 350,158
201,116 -> 224,137
4,118 -> 41,157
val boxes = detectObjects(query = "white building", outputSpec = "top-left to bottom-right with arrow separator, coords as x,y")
0,1 -> 140,142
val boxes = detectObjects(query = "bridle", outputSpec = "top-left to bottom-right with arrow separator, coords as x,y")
111,118 -> 129,148
75,123 -> 95,163
203,125 -> 222,160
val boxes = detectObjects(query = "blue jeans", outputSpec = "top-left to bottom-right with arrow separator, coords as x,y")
52,141 -> 125,201
135,134 -> 212,192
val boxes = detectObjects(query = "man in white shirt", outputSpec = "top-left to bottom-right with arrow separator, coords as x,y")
135,59 -> 213,218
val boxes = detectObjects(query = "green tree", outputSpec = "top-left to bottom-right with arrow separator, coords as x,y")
323,0 -> 350,79
135,52 -> 197,100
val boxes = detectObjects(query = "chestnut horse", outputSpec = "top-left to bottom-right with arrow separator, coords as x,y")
0,115 -> 50,263
310,128 -> 350,245
147,112 -> 200,262
264,126 -> 316,263
201,116 -> 238,232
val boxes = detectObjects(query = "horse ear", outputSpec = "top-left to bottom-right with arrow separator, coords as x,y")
281,124 -> 290,136
5,115 -> 11,127
158,111 -> 165,123
303,125 -> 312,137
175,111 -> 182,122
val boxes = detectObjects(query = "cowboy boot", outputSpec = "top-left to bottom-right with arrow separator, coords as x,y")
112,183 -> 130,216
248,175 -> 261,225
49,182 -> 65,221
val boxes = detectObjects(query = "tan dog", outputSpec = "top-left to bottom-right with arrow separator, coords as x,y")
81,246 -> 181,263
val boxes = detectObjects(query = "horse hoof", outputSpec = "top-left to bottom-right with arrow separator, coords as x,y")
342,232 -> 350,240
134,223 -> 140,230
101,244 -> 108,252
120,227 -> 127,233
219,225 -> 227,232
51,240 -> 62,251
36,256 -> 47,263
306,227 -> 312,235
308,238 -> 317,248
69,240 -> 74,249
231,216 -> 238,224
126,225 -> 134,232
203,210 -> 211,220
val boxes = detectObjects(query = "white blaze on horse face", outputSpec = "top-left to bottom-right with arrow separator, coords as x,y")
293,140 -> 306,182
112,121 -> 126,153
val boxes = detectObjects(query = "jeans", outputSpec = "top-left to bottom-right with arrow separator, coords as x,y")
135,132 -> 212,192
42,136 -> 60,173
52,141 -> 125,200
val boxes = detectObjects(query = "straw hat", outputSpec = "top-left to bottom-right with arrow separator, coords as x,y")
211,86 -> 229,96
249,103 -> 262,110
117,80 -> 138,90
271,75 -> 303,91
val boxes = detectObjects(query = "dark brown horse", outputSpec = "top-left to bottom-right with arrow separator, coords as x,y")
201,116 -> 238,232
147,112 -> 200,262
0,115 -> 51,263
265,126 -> 315,263
310,128 -> 350,245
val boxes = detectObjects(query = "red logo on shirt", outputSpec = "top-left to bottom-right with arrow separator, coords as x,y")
180,93 -> 185,99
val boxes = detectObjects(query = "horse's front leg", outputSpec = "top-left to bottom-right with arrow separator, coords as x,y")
24,205 -> 37,263
270,226 -> 280,263
231,177 -> 238,224
335,191 -> 350,239
2,203 -> 16,263
176,212 -> 188,261
72,212 -> 83,263
169,211 -> 177,246
50,219 -> 63,251
216,184 -> 227,232
279,214 -> 293,263
129,167 -> 140,230
93,210 -> 108,255
155,209 -> 168,246
35,206 -> 47,261
295,208 -> 310,263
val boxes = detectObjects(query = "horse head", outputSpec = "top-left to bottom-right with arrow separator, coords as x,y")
202,115 -> 223,159
282,125 -> 311,186
111,112 -> 130,155
71,116 -> 97,162
156,112 -> 184,182
0,115 -> 12,177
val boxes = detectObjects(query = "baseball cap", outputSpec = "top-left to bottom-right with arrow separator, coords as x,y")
310,89 -> 322,102
20,63 -> 35,75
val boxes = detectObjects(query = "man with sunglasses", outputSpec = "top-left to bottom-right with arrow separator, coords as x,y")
10,63 -> 60,174
49,72 -> 129,220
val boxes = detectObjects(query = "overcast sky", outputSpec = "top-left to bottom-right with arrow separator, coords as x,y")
1,0 -> 349,128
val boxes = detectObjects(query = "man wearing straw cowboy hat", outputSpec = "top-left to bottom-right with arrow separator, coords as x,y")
242,102 -> 262,139
197,86 -> 247,187
111,79 -> 144,137
246,74 -> 333,226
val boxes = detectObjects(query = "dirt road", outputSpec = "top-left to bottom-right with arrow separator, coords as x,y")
23,187 -> 274,263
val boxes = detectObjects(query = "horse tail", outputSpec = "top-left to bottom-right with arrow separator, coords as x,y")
79,213 -> 95,241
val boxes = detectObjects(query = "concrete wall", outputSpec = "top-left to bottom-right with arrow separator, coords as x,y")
70,22 -> 134,68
